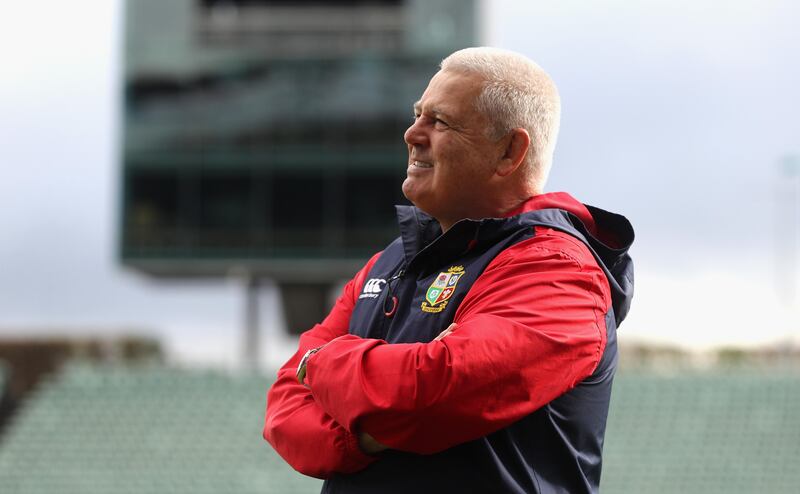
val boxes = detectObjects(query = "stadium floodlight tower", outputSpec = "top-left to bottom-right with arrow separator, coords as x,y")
119,0 -> 478,368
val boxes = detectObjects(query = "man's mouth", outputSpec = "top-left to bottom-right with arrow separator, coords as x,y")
410,160 -> 433,169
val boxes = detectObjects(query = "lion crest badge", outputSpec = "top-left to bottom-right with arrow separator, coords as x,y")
421,265 -> 465,313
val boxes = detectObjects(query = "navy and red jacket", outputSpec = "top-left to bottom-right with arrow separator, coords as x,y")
264,192 -> 635,494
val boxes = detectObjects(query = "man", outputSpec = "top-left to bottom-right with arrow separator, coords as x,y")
264,47 -> 634,494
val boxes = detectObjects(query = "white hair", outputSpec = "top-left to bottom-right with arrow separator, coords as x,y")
440,47 -> 561,190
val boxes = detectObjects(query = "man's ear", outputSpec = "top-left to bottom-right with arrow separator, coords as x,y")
496,128 -> 531,177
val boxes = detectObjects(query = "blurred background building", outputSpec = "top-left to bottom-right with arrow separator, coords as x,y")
121,0 -> 476,364
122,0 -> 475,274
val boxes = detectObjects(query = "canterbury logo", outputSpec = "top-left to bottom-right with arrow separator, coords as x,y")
359,278 -> 386,299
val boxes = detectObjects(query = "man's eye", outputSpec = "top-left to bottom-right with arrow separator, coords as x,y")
434,118 -> 449,128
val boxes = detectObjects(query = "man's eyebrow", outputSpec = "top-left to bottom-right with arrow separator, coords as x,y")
412,101 -> 455,121
435,107 -> 454,119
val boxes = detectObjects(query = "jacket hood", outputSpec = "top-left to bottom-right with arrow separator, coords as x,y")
564,203 -> 635,326
512,192 -> 634,326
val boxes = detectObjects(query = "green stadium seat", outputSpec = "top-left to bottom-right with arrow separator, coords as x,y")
0,363 -> 322,494
602,369 -> 800,494
2,363 -> 798,493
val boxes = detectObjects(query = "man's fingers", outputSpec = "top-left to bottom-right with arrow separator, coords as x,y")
434,323 -> 458,341
358,432 -> 389,455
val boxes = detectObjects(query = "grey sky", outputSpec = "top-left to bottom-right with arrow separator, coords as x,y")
490,0 -> 799,257
0,0 -> 797,366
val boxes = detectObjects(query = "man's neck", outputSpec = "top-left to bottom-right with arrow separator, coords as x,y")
437,195 -> 537,233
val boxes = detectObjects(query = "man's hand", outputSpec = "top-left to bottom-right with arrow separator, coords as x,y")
357,432 -> 389,455
350,325 -> 458,457
434,323 -> 457,341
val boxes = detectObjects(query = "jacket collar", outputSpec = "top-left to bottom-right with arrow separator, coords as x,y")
395,192 -> 635,326
395,192 -> 595,268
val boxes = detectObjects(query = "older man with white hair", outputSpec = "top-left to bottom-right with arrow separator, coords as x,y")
264,47 -> 634,494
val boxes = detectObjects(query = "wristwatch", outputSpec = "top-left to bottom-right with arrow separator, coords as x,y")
296,346 -> 322,386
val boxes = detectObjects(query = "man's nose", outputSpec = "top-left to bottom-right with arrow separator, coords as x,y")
404,118 -> 428,147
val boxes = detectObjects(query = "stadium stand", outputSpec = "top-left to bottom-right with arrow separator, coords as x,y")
0,363 -> 797,493
602,369 -> 800,493
0,363 -> 321,494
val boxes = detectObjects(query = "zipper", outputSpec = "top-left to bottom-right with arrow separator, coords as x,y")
382,268 -> 405,316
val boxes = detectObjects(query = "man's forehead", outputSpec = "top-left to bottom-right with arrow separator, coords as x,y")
416,70 -> 482,110
412,100 -> 448,113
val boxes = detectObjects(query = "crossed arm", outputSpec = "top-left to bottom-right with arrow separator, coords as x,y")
262,253 -> 383,478
263,231 -> 611,477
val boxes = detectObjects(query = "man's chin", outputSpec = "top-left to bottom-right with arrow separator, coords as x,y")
402,184 -> 438,217
401,178 -> 413,200
401,179 -> 425,206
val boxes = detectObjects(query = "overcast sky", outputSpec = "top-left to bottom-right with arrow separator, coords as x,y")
0,0 -> 798,367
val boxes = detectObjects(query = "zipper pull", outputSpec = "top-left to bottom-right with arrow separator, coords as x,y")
384,296 -> 399,318
383,268 -> 405,318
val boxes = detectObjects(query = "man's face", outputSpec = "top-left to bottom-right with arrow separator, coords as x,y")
402,70 -> 505,228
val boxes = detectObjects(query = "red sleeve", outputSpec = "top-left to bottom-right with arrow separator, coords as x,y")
263,252 -> 382,478
305,228 -> 611,454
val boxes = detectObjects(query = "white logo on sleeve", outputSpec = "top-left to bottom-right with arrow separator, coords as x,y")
359,278 -> 386,299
